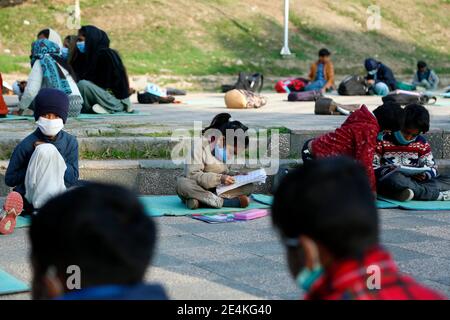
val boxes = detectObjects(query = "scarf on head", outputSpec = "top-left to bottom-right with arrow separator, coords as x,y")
31,39 -> 72,95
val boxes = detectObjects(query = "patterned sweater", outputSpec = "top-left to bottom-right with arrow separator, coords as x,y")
373,133 -> 438,180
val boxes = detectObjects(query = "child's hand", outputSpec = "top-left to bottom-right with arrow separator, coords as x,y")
367,79 -> 375,85
413,173 -> 427,181
221,175 -> 235,185
34,141 -> 46,148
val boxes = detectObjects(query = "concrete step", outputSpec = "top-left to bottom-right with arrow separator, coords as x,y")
1,129 -> 450,160
0,159 -> 302,196
2,159 -> 450,197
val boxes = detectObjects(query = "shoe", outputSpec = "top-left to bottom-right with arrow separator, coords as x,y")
92,104 -> 110,114
0,191 -> 24,235
238,195 -> 250,208
438,190 -> 450,201
393,188 -> 414,202
186,199 -> 200,210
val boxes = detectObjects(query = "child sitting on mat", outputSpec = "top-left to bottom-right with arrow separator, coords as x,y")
271,157 -> 445,300
302,103 -> 404,193
5,88 -> 79,216
29,182 -> 168,300
176,113 -> 252,210
374,104 -> 450,202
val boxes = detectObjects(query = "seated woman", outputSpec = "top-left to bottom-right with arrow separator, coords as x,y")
15,35 -> 83,117
62,35 -> 78,62
176,113 -> 252,210
70,25 -> 132,114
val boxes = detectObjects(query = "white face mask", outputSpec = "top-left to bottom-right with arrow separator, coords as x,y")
37,117 -> 64,137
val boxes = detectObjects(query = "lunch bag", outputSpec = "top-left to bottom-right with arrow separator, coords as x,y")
338,75 -> 368,96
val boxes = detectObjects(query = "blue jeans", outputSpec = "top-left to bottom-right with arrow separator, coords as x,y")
304,79 -> 326,91
373,82 -> 390,96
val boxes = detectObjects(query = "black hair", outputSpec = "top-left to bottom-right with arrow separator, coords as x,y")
202,113 -> 231,134
271,157 -> 379,259
417,61 -> 427,69
372,102 -> 405,132
29,182 -> 156,289
404,103 -> 430,133
37,29 -> 50,39
318,48 -> 331,57
219,120 -> 249,147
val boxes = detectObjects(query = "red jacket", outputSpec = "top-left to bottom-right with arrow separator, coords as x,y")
311,105 -> 379,191
306,247 -> 446,300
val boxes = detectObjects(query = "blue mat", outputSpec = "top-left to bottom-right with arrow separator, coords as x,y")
140,194 -> 271,217
378,197 -> 450,211
376,199 -> 399,209
0,269 -> 29,295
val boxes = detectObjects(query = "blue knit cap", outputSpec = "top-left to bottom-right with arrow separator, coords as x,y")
364,58 -> 379,72
34,88 -> 69,123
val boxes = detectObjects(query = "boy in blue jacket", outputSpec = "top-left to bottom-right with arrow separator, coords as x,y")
5,88 -> 79,216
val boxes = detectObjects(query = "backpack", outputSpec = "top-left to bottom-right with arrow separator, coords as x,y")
314,97 -> 360,115
288,90 -> 322,102
234,72 -> 264,92
338,75 -> 368,96
274,78 -> 308,93
382,90 -> 437,105
224,89 -> 267,109
137,92 -> 175,104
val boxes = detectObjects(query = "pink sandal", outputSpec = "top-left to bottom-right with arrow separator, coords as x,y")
0,192 -> 24,235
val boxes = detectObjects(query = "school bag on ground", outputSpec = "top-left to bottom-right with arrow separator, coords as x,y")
314,97 -> 360,115
274,78 -> 309,93
382,90 -> 437,105
137,92 -> 175,104
338,75 -> 368,96
288,90 -> 323,102
222,72 -> 264,93
224,89 -> 267,109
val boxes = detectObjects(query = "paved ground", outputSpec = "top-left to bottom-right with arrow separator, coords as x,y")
1,207 -> 449,300
2,92 -> 450,139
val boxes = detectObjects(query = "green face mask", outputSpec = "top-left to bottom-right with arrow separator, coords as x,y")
296,264 -> 324,292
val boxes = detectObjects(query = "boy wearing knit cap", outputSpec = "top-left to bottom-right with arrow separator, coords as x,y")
3,88 -> 79,228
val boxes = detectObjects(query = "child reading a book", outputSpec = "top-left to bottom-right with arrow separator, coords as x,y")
374,104 -> 450,201
176,113 -> 252,210
302,103 -> 404,192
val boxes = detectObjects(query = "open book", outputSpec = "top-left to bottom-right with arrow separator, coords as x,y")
216,168 -> 267,196
379,165 -> 433,181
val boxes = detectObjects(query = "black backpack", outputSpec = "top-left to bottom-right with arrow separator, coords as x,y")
137,92 -> 175,104
338,75 -> 368,96
222,72 -> 264,93
382,91 -> 437,105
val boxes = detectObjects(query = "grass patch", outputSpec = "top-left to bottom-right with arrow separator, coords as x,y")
80,146 -> 172,160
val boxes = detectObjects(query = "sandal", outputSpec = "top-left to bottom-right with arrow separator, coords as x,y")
0,191 -> 24,235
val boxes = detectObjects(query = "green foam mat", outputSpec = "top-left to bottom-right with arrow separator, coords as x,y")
0,269 -> 29,295
16,216 -> 32,228
0,115 -> 31,121
76,111 -> 149,119
378,197 -> 450,211
140,194 -> 271,217
253,194 -> 398,209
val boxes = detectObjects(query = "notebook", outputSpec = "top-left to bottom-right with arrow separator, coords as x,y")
216,168 -> 267,196
379,165 -> 433,181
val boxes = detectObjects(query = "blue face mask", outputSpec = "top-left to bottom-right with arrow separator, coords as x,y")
296,265 -> 324,292
394,130 -> 416,145
61,47 -> 69,60
214,144 -> 227,162
368,69 -> 378,76
377,132 -> 385,141
76,41 -> 85,53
